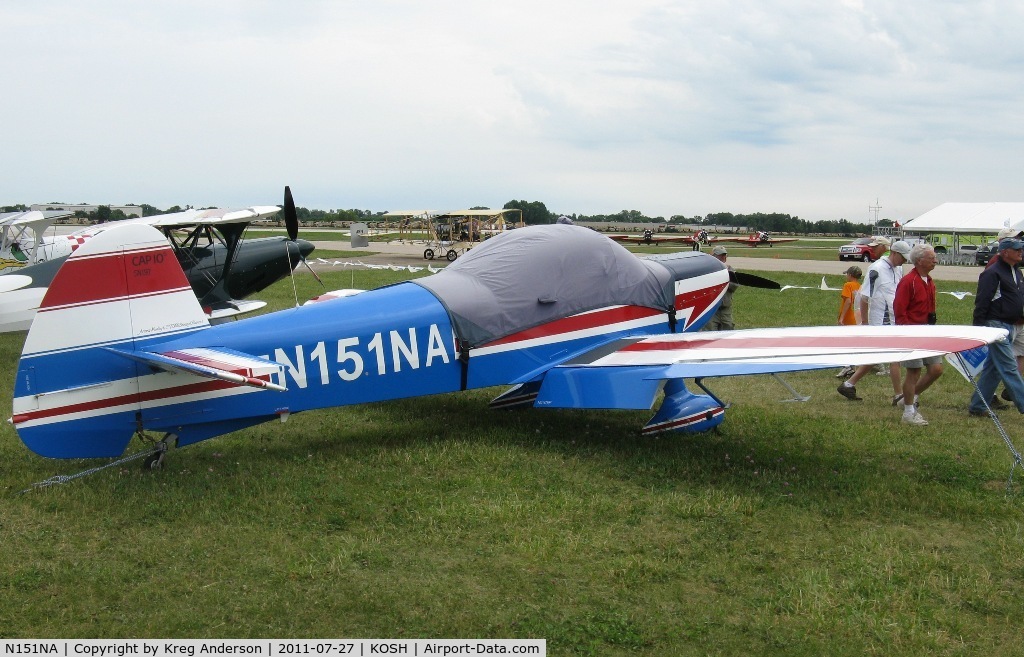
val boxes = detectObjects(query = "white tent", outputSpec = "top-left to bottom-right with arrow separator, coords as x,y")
901,202 -> 1024,235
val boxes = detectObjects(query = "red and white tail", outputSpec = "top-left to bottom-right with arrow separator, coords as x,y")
23,223 -> 209,357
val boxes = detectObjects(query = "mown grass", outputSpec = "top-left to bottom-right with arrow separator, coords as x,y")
2,264 -> 1024,655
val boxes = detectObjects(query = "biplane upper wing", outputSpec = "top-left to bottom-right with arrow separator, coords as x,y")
146,206 -> 281,228
70,205 -> 282,236
532,325 -> 1006,409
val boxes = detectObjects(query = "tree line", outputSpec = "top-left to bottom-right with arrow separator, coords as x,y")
503,201 -> 877,236
5,200 -> 879,236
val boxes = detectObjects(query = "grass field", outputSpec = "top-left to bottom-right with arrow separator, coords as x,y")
2,262 -> 1024,655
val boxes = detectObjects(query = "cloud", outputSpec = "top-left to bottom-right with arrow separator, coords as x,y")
2,0 -> 1024,220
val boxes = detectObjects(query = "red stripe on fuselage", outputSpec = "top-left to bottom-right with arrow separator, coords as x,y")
481,285 -> 725,348
483,305 -> 662,347
12,374 -> 273,426
39,245 -> 188,309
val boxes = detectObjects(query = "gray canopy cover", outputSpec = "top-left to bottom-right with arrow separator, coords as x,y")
413,224 -> 675,347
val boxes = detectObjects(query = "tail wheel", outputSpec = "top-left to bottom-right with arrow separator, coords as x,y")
143,452 -> 165,471
446,249 -> 458,261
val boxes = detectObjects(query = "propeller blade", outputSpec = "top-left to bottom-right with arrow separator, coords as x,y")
730,270 -> 781,289
284,185 -> 298,242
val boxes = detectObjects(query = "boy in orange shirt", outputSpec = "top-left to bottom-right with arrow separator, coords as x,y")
834,266 -> 863,379
838,266 -> 862,325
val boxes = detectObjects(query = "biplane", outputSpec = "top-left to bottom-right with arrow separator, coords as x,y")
421,208 -> 524,260
381,210 -> 434,243
10,222 -> 1002,468
0,210 -> 72,273
0,192 -> 314,332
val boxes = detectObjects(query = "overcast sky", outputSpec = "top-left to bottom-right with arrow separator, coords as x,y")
3,0 -> 1023,222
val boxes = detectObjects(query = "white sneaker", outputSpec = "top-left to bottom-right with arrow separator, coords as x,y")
836,366 -> 855,378
901,411 -> 928,426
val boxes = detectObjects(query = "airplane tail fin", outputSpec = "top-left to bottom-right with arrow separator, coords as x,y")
12,223 -> 211,458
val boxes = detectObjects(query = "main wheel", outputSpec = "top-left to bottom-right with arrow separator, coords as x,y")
446,249 -> 458,261
423,248 -> 435,260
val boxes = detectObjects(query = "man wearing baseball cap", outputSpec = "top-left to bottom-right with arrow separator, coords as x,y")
969,237 -> 1024,416
838,239 -> 911,402
867,235 -> 891,249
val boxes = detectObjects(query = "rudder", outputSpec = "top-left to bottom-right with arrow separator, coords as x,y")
12,223 -> 210,458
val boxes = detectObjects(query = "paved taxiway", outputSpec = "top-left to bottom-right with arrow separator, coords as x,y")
312,240 -> 984,284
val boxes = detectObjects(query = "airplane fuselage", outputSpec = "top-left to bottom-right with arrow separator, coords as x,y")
13,249 -> 729,458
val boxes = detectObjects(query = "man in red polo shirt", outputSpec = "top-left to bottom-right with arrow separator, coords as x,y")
894,243 -> 941,425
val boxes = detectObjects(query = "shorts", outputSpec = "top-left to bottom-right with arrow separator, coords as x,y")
1013,323 -> 1024,358
902,354 -> 943,369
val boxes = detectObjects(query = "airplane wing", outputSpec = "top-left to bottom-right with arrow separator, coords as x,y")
104,346 -> 287,391
0,274 -> 34,293
530,324 -> 1005,409
730,271 -> 780,289
70,206 -> 282,237
148,206 -> 281,228
715,236 -> 799,245
651,235 -> 697,244
608,234 -> 695,245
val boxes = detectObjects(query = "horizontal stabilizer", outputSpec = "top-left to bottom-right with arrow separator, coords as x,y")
106,346 -> 287,391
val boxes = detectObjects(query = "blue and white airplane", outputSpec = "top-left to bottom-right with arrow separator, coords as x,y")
10,221 -> 1003,467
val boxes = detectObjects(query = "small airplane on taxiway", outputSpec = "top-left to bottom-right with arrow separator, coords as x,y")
9,220 -> 1001,471
608,228 -> 713,247
717,231 -> 799,247
609,229 -> 798,248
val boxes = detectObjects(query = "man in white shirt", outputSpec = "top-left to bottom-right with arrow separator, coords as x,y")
837,238 -> 911,402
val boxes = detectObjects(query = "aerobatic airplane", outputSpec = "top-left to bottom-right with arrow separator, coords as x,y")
609,229 -> 713,247
717,231 -> 799,247
10,222 -> 1003,469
